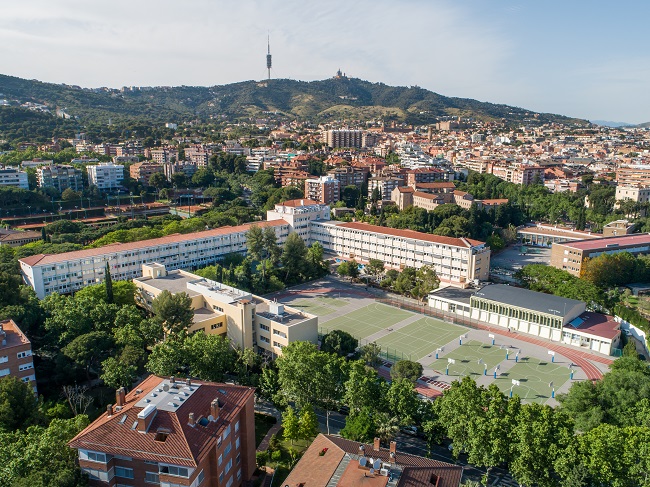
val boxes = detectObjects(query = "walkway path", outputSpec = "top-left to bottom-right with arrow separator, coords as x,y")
255,401 -> 283,452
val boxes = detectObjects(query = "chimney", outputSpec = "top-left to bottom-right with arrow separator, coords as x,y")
106,404 -> 113,416
116,387 -> 126,407
188,412 -> 195,427
186,378 -> 191,387
373,437 -> 380,451
390,441 -> 397,454
210,399 -> 220,420
137,404 -> 157,433
170,376 -> 175,384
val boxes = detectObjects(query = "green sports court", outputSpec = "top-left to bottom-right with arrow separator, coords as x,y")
318,302 -> 412,339
492,357 -> 572,404
427,340 -> 507,377
289,296 -> 349,316
375,316 -> 466,361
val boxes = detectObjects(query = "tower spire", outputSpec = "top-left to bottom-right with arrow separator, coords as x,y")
266,34 -> 272,81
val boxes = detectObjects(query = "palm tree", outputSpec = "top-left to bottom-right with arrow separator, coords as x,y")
374,412 -> 399,443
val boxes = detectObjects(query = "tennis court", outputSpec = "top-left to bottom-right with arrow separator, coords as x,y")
493,357 -> 571,404
289,297 -> 349,316
428,341 -> 507,377
375,316 -> 466,361
319,302 -> 412,339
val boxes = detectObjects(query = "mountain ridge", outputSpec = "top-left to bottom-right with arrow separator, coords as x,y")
0,73 -> 588,127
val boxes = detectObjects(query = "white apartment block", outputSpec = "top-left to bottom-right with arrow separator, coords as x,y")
87,163 -> 124,191
20,220 -> 289,299
305,175 -> 340,204
0,166 -> 29,189
20,200 -> 490,298
615,185 -> 650,205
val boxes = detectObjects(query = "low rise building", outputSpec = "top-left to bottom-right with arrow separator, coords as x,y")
429,284 -> 620,355
0,319 -> 37,392
603,220 -> 636,237
517,224 -> 600,246
87,163 -> 124,191
0,166 -> 29,189
134,263 -> 317,356
69,376 -> 256,487
551,233 -> 650,276
0,229 -> 42,247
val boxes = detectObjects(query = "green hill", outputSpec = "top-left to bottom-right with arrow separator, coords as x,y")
0,73 -> 587,128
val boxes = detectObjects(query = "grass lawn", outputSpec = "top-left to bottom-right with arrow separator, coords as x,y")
376,316 -> 466,362
319,302 -> 412,339
255,413 -> 277,448
263,427 -> 314,487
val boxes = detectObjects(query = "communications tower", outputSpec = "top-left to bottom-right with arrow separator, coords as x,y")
266,35 -> 272,81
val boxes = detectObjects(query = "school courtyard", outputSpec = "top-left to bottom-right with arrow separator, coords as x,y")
269,276 -> 613,405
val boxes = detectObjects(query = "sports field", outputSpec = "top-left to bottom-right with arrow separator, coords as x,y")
319,302 -> 412,339
493,357 -> 571,404
289,296 -> 349,316
428,340 -> 507,377
375,316 -> 466,361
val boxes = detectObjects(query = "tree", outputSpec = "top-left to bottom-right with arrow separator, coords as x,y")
412,265 -> 440,302
391,360 -> 423,383
151,290 -> 194,337
0,376 -> 42,432
104,262 -> 114,304
386,378 -> 420,426
61,385 -> 94,417
341,407 -> 376,442
298,403 -> 319,440
282,406 -> 300,445
321,330 -> 358,357
148,172 -> 168,190
281,232 -> 308,284
100,357 -> 138,390
337,261 -> 359,280
62,331 -> 114,380
393,267 -> 416,295
366,259 -> 385,280
306,242 -> 328,279
184,332 -> 235,382
359,342 -> 382,367
61,188 -> 81,201
344,361 -> 386,413
375,411 -> 400,443
342,185 -> 360,207
146,340 -> 185,377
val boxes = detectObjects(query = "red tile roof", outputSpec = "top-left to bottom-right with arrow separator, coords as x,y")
18,220 -> 287,268
279,199 -> 322,207
68,375 -> 254,467
565,313 -> 621,340
414,182 -> 455,190
337,222 -> 485,248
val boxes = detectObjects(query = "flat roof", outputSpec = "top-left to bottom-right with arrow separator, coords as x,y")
429,286 -> 475,305
564,312 -> 620,340
518,225 -> 600,239
472,284 -> 583,317
559,233 -> 650,251
136,271 -> 202,296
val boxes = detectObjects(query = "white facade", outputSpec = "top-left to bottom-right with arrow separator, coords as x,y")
0,166 -> 29,189
87,163 -> 124,191
266,199 -> 330,243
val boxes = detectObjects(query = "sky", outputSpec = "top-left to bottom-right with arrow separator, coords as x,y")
1,0 -> 649,123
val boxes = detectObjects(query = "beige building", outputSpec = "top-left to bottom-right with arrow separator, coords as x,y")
305,175 -> 340,204
134,263 -> 318,357
391,186 -> 414,210
412,191 -> 446,211
615,185 -> 650,215
603,220 -> 636,237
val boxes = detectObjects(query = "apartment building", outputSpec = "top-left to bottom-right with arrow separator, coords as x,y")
0,166 -> 29,189
0,319 -> 37,392
616,165 -> 650,187
134,263 -> 317,356
368,177 -> 403,201
310,221 -> 490,287
266,199 -> 330,243
615,185 -> 650,214
163,162 -> 198,181
185,147 -> 212,167
550,233 -> 650,276
325,130 -> 363,149
491,164 -> 545,185
36,164 -> 83,192
406,168 -> 452,186
87,163 -> 124,191
150,148 -> 179,165
305,175 -> 340,204
19,220 -> 289,299
391,186 -> 415,210
326,166 -> 369,189
130,162 -> 164,186
69,376 -> 256,487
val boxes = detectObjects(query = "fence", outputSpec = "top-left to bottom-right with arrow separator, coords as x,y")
318,326 -> 412,362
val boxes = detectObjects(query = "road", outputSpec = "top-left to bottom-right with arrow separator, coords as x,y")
314,409 -> 519,486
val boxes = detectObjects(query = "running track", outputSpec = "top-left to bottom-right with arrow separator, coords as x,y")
278,286 -> 613,381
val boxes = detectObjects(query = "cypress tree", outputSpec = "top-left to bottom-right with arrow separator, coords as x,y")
105,262 -> 114,303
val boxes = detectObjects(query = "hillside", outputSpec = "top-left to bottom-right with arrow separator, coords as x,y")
0,73 -> 587,128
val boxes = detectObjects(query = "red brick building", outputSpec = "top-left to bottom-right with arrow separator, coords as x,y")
0,319 -> 36,393
69,376 -> 256,487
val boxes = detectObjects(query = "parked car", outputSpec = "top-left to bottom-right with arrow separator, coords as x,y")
401,426 -> 418,436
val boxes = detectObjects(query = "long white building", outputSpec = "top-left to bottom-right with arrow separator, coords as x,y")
20,199 -> 490,298
0,166 -> 29,189
87,163 -> 124,191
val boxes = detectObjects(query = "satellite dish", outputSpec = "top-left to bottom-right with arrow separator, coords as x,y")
163,384 -> 170,392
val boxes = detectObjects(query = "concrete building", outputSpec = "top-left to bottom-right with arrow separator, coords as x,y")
615,185 -> 650,215
36,164 -> 83,192
134,263 -> 317,356
603,220 -> 636,237
517,224 -> 600,246
551,233 -> 650,276
69,376 -> 256,487
305,175 -> 340,204
266,199 -> 330,243
325,130 -> 363,149
283,434 -> 462,487
0,166 -> 29,189
0,229 -> 42,247
0,319 -> 37,392
491,165 -> 545,185
391,186 -> 415,210
412,191 -> 446,211
19,220 -> 289,299
368,177 -> 403,201
130,162 -> 164,186
616,165 -> 650,187
185,147 -> 211,167
163,162 -> 198,182
429,284 -> 620,355
150,148 -> 179,165
326,166 -> 368,190
406,168 -> 452,186
87,163 -> 124,191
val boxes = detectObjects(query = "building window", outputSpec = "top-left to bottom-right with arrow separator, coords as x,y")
226,476 -> 233,487
159,465 -> 189,478
19,363 -> 34,371
197,470 -> 205,485
83,451 -> 107,463
224,442 -> 231,455
225,458 -> 233,474
218,454 -> 223,466
235,437 -> 240,449
16,351 -> 31,359
145,472 -> 160,484
234,421 -> 239,433
115,466 -> 134,479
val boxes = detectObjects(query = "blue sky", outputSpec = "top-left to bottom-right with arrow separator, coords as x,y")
1,0 -> 648,123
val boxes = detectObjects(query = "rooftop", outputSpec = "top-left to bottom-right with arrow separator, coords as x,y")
429,286 -> 476,305
559,233 -> 650,251
518,224 -> 599,239
472,284 -> 583,317
565,312 -> 621,340
0,319 -> 31,348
